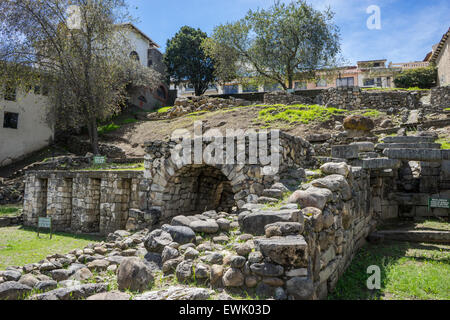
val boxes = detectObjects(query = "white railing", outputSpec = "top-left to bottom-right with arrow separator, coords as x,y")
389,62 -> 430,69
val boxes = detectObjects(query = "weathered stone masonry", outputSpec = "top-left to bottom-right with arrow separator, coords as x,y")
23,171 -> 144,235
143,132 -> 315,221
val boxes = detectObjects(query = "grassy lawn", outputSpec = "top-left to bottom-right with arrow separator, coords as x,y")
0,226 -> 101,269
0,205 -> 22,216
258,104 -> 347,125
329,241 -> 450,300
79,162 -> 144,172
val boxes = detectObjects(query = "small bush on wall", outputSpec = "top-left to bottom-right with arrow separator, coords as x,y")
394,66 -> 437,89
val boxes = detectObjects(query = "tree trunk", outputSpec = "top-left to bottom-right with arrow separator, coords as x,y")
288,76 -> 293,90
87,117 -> 99,155
287,67 -> 294,90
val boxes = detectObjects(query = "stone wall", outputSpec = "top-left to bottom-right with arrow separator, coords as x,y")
0,214 -> 23,228
233,162 -> 375,299
320,87 -> 429,110
431,86 -> 450,108
23,171 -> 145,235
263,91 -> 314,105
143,131 -> 316,221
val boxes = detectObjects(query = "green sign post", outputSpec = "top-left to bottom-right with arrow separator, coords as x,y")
93,156 -> 106,164
38,217 -> 52,239
428,198 -> 450,215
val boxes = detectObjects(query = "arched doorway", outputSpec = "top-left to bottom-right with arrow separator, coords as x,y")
161,164 -> 236,218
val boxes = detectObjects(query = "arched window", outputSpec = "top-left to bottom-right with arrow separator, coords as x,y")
130,51 -> 140,62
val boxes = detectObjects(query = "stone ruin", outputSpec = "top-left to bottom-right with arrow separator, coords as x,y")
15,124 -> 449,300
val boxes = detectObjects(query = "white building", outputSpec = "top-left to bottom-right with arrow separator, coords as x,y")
0,23 -> 166,168
120,24 -> 169,110
429,27 -> 450,86
356,60 -> 398,88
0,85 -> 54,167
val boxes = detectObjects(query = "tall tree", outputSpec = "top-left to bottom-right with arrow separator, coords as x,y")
203,0 -> 341,90
394,66 -> 437,89
0,0 -> 161,154
164,26 -> 215,96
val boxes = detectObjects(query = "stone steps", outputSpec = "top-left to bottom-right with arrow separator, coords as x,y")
383,148 -> 450,162
382,136 -> 437,144
372,118 -> 450,135
375,143 -> 442,151
361,158 -> 401,169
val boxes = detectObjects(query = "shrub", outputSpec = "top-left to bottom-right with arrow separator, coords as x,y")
393,66 -> 437,89
98,123 -> 120,135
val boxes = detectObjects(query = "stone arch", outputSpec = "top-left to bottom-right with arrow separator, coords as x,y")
157,164 -> 238,219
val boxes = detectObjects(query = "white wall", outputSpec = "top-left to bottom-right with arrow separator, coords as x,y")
436,37 -> 450,86
0,89 -> 54,167
122,28 -> 150,68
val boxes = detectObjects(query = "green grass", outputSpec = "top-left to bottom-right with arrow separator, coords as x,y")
0,226 -> 101,269
351,109 -> 384,118
0,205 -> 22,216
79,162 -> 145,172
263,191 -> 294,209
329,241 -> 450,300
361,87 -> 431,92
157,107 -> 173,113
258,104 -> 347,125
98,123 -> 120,135
436,138 -> 450,150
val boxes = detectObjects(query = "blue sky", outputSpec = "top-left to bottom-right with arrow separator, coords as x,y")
127,0 -> 449,65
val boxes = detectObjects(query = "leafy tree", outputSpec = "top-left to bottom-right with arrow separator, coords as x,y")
0,0 -> 161,154
394,66 -> 437,89
203,0 -> 341,90
164,26 -> 215,96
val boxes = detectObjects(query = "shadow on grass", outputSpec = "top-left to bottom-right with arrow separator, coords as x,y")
328,241 -> 450,300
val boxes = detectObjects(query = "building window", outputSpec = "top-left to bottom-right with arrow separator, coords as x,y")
363,78 -> 375,86
264,83 -> 282,92
4,84 -> 16,101
130,51 -> 140,62
316,79 -> 327,87
294,82 -> 307,90
376,77 -> 382,87
3,112 -> 19,129
224,85 -> 239,94
148,59 -> 153,67
336,77 -> 354,87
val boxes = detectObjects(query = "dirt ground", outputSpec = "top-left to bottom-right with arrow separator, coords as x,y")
100,106 -> 450,158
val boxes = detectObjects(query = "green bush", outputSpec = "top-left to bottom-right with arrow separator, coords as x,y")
98,123 -> 120,135
394,66 -> 437,89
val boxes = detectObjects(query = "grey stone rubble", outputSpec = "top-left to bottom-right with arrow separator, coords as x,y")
9,88 -> 450,300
